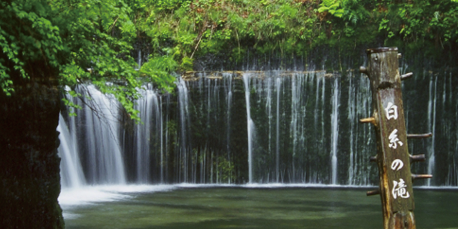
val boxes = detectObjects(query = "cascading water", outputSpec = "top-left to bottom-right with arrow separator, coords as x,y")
276,77 -> 281,183
243,73 -> 254,184
347,75 -> 356,185
58,70 -> 458,187
288,73 -> 304,182
81,85 -> 127,184
177,78 -> 191,183
266,77 -> 273,177
447,72 -> 458,186
235,71 -> 371,184
163,95 -> 171,183
330,76 -> 340,185
133,84 -> 162,183
320,74 -> 326,183
134,88 -> 152,183
159,96 -> 164,183
58,114 -> 86,188
349,74 -> 372,185
312,74 -> 324,183
427,75 -> 437,186
223,73 -> 233,184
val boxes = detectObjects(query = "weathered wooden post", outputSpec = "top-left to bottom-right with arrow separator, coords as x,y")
359,47 -> 432,229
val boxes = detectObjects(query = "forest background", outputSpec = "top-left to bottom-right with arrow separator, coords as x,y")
2,0 -> 458,118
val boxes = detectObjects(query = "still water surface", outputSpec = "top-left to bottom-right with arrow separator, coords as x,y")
61,185 -> 458,229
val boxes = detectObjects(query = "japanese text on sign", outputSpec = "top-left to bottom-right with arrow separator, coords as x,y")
391,159 -> 404,171
384,101 -> 410,200
388,129 -> 403,149
385,102 -> 398,120
392,179 -> 410,199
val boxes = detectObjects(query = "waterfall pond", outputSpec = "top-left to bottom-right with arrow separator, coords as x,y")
61,185 -> 457,229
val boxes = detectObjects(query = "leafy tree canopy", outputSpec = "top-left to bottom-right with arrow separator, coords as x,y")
1,0 -> 457,120
1,0 -> 177,122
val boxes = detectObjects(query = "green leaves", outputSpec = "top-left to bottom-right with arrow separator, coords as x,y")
140,55 -> 177,93
0,0 -> 63,95
0,0 -> 180,122
2,0 -> 457,118
180,56 -> 194,71
51,0 -> 179,121
318,0 -> 344,18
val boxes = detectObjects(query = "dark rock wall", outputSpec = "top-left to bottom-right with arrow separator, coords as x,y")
0,82 -> 63,229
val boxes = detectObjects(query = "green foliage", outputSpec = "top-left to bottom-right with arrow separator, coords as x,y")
131,0 -> 456,70
375,0 -> 458,60
180,56 -> 194,71
318,0 -> 344,18
152,0 -> 189,12
1,0 -> 179,122
140,54 -> 177,93
1,0 -> 457,108
341,0 -> 370,25
51,0 -> 147,121
0,0 -> 63,95
131,0 -> 326,66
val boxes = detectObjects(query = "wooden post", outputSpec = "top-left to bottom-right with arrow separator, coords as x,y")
359,47 -> 431,229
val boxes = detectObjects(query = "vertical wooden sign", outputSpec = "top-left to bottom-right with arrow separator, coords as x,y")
360,47 -> 431,229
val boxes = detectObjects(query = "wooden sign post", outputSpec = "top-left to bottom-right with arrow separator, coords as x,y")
360,47 -> 431,229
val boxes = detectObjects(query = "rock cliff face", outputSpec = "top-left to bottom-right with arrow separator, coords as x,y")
0,81 -> 63,228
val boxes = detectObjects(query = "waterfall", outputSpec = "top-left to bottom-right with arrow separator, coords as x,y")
290,74 -> 297,182
58,114 -> 86,188
330,76 -> 340,185
320,74 -> 326,183
450,72 -> 458,186
134,87 -> 152,183
356,76 -> 372,185
159,96 -> 164,183
177,78 -> 190,182
81,85 -> 127,184
347,75 -> 355,185
289,73 -> 306,182
266,77 -> 273,180
58,85 -> 127,186
427,75 -> 437,186
57,70 -> 457,187
224,73 -> 233,184
243,73 -> 254,183
134,84 -> 162,183
164,95 -> 171,183
313,74 -> 322,183
276,77 -> 281,183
